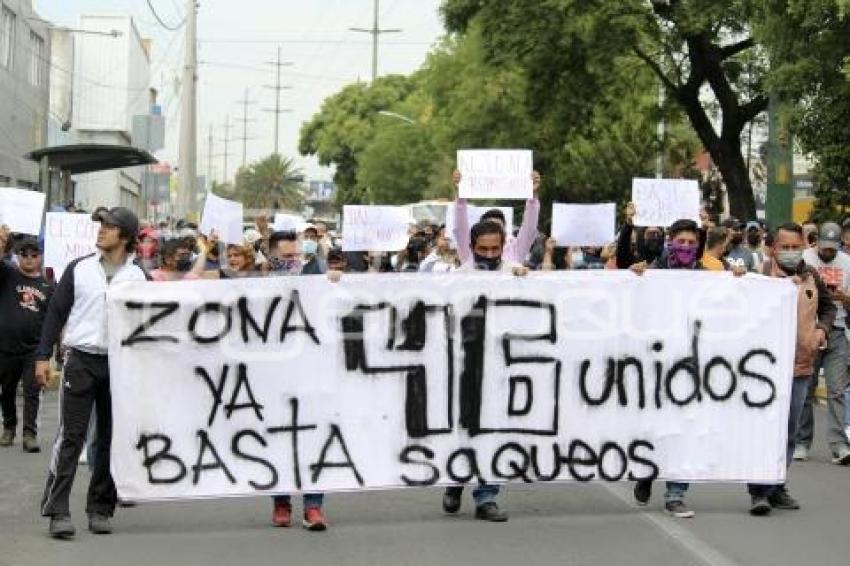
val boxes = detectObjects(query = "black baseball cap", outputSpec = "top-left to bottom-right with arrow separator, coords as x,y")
92,207 -> 140,239
15,237 -> 42,255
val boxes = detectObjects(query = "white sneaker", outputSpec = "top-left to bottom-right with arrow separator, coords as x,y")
832,446 -> 850,466
845,426 -> 850,442
78,452 -> 87,466
792,445 -> 809,461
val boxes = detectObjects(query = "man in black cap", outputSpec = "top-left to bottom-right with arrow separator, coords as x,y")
0,227 -> 54,452
722,218 -> 756,272
798,222 -> 850,465
34,206 -> 149,538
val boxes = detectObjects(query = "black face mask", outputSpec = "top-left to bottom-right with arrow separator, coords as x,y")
746,234 -> 761,247
731,234 -> 744,247
176,257 -> 192,272
644,235 -> 664,256
473,254 -> 501,271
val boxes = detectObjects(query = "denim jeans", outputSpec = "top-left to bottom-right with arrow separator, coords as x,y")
472,484 -> 500,506
748,376 -> 809,497
797,329 -> 850,452
664,482 -> 689,504
273,493 -> 324,508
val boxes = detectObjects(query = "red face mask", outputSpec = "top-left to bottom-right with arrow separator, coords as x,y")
138,242 -> 157,259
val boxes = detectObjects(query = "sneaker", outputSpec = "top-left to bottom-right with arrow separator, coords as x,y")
0,429 -> 14,447
664,500 -> 695,518
845,426 -> 850,442
792,445 -> 809,461
634,480 -> 652,506
272,501 -> 292,527
474,501 -> 508,522
88,513 -> 112,534
831,446 -> 850,466
78,451 -> 87,466
302,506 -> 327,531
442,486 -> 463,514
768,488 -> 800,510
49,514 -> 75,538
749,496 -> 771,516
22,433 -> 40,453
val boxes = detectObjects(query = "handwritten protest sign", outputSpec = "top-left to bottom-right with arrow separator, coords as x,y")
273,213 -> 302,233
108,271 -> 796,501
44,213 -> 99,280
632,178 -> 700,227
0,187 -> 45,235
457,150 -> 533,199
342,205 -> 411,251
200,193 -> 243,245
445,205 -> 513,247
551,203 -> 616,247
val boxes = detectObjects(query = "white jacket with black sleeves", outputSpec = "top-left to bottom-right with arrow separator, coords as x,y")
35,253 -> 149,360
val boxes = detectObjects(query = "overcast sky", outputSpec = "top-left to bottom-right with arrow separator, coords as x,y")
35,0 -> 446,182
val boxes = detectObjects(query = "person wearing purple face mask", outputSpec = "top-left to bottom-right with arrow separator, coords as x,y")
266,231 -> 303,276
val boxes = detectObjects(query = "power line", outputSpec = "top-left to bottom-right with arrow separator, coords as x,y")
350,0 -> 403,81
235,88 -> 257,169
199,38 -> 428,45
145,0 -> 187,32
263,47 -> 294,156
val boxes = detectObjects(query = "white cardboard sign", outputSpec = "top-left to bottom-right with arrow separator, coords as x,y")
632,178 -> 701,227
342,205 -> 411,251
108,271 -> 796,502
457,150 -> 533,200
44,213 -> 99,280
200,193 -> 244,245
551,203 -> 616,247
0,187 -> 45,236
273,214 -> 302,233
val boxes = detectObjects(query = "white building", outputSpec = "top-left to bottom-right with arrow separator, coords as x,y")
70,13 -> 151,212
0,0 -> 49,187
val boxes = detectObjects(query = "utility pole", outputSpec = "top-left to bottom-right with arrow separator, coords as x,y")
350,0 -> 401,82
178,0 -> 198,217
264,46 -> 293,155
206,123 -> 214,187
220,116 -> 234,184
235,88 -> 257,169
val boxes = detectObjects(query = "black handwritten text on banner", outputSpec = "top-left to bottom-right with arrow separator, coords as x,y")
107,272 -> 797,501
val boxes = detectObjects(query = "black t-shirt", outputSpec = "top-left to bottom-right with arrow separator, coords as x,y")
0,262 -> 55,355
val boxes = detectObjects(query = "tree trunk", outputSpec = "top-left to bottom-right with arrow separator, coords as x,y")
710,135 -> 757,220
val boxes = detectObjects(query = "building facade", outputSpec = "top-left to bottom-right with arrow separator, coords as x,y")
0,0 -> 49,188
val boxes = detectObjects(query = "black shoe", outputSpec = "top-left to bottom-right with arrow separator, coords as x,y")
88,513 -> 113,534
442,486 -> 463,514
49,515 -> 75,538
22,433 -> 40,453
768,488 -> 800,510
475,502 -> 508,522
634,480 -> 652,506
749,496 -> 771,516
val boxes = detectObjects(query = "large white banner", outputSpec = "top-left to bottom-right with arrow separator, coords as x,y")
44,213 -> 99,280
108,271 -> 797,502
457,150 -> 533,200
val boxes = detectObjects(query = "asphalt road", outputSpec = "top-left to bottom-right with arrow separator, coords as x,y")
1,392 -> 848,566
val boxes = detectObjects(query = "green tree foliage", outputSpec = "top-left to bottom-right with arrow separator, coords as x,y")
231,154 -> 306,211
441,0 -> 770,220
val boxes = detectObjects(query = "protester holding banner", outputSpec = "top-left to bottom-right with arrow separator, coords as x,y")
443,220 -> 529,523
419,228 -> 459,273
701,227 -> 731,271
0,227 -> 54,453
136,227 -> 160,272
33,207 -> 148,539
300,225 -> 327,275
451,169 -> 541,265
747,223 -> 837,515
796,222 -> 850,465
150,235 -> 215,282
222,244 -> 262,278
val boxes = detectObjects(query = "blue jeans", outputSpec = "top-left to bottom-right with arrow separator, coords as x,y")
273,493 -> 324,508
664,482 -> 689,504
748,376 -> 809,497
472,484 -> 500,506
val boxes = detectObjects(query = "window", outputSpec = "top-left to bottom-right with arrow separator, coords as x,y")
29,31 -> 43,86
1,5 -> 15,70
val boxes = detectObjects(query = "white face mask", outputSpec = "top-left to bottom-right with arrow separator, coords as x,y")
302,240 -> 318,256
571,250 -> 585,268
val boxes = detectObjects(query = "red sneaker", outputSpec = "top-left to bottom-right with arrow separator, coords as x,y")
302,506 -> 327,531
272,501 -> 292,527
